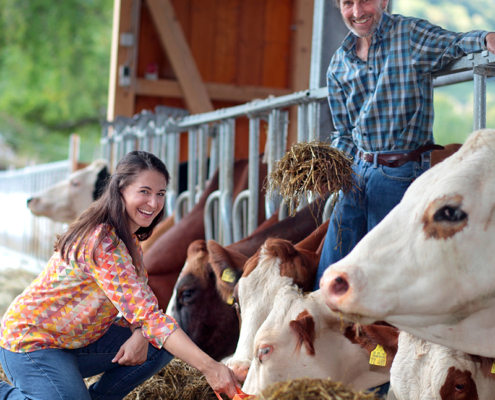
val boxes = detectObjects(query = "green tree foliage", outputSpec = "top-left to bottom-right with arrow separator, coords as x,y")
0,0 -> 113,163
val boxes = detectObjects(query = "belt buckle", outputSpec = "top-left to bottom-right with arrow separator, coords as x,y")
362,151 -> 373,161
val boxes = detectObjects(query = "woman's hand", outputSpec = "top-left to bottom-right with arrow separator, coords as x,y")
202,359 -> 240,398
112,328 -> 149,366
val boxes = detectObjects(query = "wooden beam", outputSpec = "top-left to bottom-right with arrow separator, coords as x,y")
135,79 -> 292,102
145,0 -> 214,114
107,0 -> 136,120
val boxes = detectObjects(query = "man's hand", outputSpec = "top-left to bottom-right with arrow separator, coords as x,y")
112,328 -> 149,366
486,32 -> 495,55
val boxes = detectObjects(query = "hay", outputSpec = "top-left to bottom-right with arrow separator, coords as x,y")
266,141 -> 354,216
122,358 -> 227,400
251,378 -> 381,400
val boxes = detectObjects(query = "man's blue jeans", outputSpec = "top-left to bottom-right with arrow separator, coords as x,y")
0,324 -> 174,400
314,154 -> 429,290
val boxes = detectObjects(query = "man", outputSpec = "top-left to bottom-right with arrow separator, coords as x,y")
314,0 -> 495,289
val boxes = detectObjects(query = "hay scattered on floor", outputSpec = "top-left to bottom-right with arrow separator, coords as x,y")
266,141 -> 354,216
122,358 -> 227,400
251,378 -> 380,400
0,362 -> 10,384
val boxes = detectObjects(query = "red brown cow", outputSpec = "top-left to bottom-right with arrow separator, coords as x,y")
166,198 -> 327,361
144,157 -> 268,310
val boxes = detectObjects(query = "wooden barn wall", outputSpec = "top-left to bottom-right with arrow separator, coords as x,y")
135,0 -> 296,161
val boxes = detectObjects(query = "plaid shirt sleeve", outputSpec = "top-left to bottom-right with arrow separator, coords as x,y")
410,19 -> 488,74
83,230 -> 178,349
327,68 -> 359,158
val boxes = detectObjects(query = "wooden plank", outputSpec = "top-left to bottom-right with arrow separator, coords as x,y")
190,0 -> 216,81
135,78 -> 292,101
213,0 -> 241,84
262,0 -> 293,88
237,0 -> 265,86
171,0 -> 191,42
145,0 -> 214,114
291,0 -> 313,91
108,0 -> 136,120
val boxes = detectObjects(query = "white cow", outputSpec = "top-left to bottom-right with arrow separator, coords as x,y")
242,286 -> 391,395
226,222 -> 327,381
27,159 -> 109,223
391,331 -> 495,400
320,128 -> 495,357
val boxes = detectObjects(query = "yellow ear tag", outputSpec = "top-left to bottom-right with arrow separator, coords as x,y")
226,296 -> 235,305
369,344 -> 387,367
491,360 -> 495,374
221,268 -> 236,283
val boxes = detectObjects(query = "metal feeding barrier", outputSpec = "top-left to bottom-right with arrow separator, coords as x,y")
100,51 -> 494,247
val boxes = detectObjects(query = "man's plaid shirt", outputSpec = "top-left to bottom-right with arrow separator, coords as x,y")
328,12 -> 488,159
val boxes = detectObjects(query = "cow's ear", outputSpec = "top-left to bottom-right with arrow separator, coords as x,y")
290,310 -> 316,356
344,323 -> 399,367
208,240 -> 247,299
295,220 -> 329,253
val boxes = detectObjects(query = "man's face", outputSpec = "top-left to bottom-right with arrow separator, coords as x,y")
340,0 -> 388,38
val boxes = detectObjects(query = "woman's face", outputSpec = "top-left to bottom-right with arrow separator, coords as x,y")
121,169 -> 167,233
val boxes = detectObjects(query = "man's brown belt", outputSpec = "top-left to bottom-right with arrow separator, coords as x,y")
359,144 -> 445,168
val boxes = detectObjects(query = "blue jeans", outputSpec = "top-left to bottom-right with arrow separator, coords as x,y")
314,154 -> 429,290
0,324 -> 173,400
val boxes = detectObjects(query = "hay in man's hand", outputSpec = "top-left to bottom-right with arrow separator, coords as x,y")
266,141 -> 354,216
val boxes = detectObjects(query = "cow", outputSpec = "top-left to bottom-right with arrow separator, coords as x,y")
320,128 -> 495,357
347,326 -> 495,400
166,198 -> 327,361
227,221 -> 328,381
391,331 -> 495,400
145,157 -> 270,313
27,159 -> 109,223
241,285 -> 391,395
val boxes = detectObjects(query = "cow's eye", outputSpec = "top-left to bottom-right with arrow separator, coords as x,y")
433,205 -> 467,223
180,289 -> 195,304
257,346 -> 273,363
454,383 -> 466,391
71,180 -> 81,188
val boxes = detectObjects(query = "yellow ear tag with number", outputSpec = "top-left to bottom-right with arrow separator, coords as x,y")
491,360 -> 495,374
221,268 -> 236,283
226,296 -> 235,305
369,345 -> 387,367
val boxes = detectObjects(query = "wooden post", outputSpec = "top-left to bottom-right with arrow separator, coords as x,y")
68,134 -> 80,173
145,0 -> 214,114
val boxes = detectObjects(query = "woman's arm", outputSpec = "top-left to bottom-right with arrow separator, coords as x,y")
164,327 -> 240,398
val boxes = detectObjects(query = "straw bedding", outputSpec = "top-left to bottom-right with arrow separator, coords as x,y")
266,141 -> 355,216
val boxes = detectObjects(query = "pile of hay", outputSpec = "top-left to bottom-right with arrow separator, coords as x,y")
122,358 -> 226,400
251,378 -> 381,400
266,141 -> 354,216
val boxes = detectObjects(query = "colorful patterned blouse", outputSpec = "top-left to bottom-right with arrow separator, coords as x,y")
0,224 -> 178,353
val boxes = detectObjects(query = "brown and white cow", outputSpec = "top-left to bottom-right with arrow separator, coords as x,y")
166,199 -> 327,361
226,221 -> 328,381
242,286 -> 391,395
350,325 -> 495,400
321,128 -> 495,357
391,331 -> 495,400
27,159 -> 109,223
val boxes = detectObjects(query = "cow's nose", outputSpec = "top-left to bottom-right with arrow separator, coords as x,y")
27,198 -> 33,205
320,271 -> 350,310
230,364 -> 249,383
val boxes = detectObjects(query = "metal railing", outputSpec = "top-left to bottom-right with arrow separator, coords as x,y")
0,160 -> 71,263
100,50 -> 494,247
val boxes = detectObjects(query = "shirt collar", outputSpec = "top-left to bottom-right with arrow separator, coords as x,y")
341,11 -> 391,55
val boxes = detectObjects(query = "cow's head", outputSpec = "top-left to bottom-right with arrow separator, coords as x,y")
391,332 -> 495,400
242,286 -> 390,395
27,159 -> 109,223
228,221 -> 328,381
166,239 -> 246,361
320,129 -> 495,331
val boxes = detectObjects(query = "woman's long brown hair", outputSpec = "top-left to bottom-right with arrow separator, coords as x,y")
55,150 -> 170,276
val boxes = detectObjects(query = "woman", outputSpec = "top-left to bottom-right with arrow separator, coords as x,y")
0,151 -> 239,400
